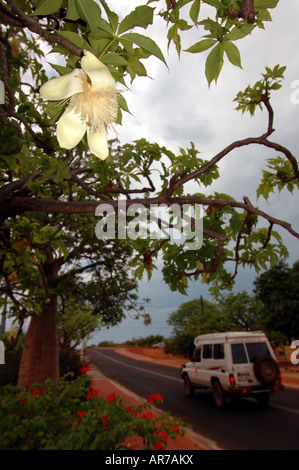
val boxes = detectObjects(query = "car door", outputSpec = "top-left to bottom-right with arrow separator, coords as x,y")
188,347 -> 203,386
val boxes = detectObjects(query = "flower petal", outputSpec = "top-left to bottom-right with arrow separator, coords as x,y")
57,109 -> 86,149
87,128 -> 109,160
81,51 -> 115,90
39,69 -> 84,100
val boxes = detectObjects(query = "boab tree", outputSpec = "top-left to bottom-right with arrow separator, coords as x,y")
0,206 -> 147,387
0,0 -> 298,387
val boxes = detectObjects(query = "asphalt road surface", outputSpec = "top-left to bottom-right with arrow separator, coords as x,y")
86,348 -> 299,450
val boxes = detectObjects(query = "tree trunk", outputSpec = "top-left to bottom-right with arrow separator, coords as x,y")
17,295 -> 59,388
17,255 -> 60,388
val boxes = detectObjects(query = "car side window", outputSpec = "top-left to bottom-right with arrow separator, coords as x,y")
214,343 -> 225,359
203,344 -> 213,359
193,347 -> 201,362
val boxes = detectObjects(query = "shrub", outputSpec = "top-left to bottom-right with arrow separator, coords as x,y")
0,370 -> 184,450
0,345 -> 87,386
164,335 -> 194,359
97,341 -> 116,347
138,335 -> 165,347
59,348 -> 87,379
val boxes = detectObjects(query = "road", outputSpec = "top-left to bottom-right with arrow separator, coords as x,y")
86,348 -> 299,450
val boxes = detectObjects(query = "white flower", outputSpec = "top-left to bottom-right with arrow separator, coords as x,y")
40,51 -> 118,160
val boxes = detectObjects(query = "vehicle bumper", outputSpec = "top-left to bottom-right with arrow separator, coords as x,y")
228,383 -> 284,396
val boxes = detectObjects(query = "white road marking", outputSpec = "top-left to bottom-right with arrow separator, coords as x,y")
92,349 -> 182,383
270,403 -> 299,415
92,350 -> 299,416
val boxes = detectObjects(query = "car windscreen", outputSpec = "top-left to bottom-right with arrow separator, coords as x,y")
246,342 -> 270,362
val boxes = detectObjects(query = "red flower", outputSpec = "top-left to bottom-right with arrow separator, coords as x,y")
147,393 -> 163,404
101,414 -> 108,426
31,389 -> 40,396
77,411 -> 87,419
106,393 -> 116,402
159,430 -> 168,442
172,425 -> 179,432
141,411 -> 154,420
126,406 -> 137,415
153,429 -> 168,442
154,441 -> 165,450
86,388 -> 98,400
80,365 -> 90,374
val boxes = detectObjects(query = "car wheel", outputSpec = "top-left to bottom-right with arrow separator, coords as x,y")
184,375 -> 194,397
212,380 -> 226,408
254,355 -> 279,385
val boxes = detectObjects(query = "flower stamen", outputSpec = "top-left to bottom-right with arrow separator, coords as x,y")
67,71 -> 118,133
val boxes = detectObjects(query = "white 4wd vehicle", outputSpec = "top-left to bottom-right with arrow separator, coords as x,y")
181,331 -> 284,407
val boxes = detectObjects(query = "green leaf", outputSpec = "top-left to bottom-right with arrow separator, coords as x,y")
48,63 -> 72,75
66,0 -> 80,20
185,38 -> 216,53
119,94 -> 132,115
189,0 -> 201,24
58,31 -> 87,48
119,33 -> 167,66
205,43 -> 223,85
203,0 -> 222,8
254,0 -> 279,9
223,40 -> 242,68
33,0 -> 63,15
118,6 -> 154,35
226,24 -> 254,41
75,0 -> 101,31
230,213 -> 242,236
99,0 -> 119,33
53,169 -> 71,184
167,24 -> 181,56
101,53 -> 129,67
256,181 -> 273,200
134,265 -> 145,280
46,101 -> 64,122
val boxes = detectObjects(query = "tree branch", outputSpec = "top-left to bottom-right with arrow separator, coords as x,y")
2,192 -> 298,241
4,0 -> 84,57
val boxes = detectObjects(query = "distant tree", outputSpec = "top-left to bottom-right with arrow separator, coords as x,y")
167,292 -> 267,356
58,299 -> 99,351
254,261 -> 299,341
167,297 -> 221,339
166,297 -> 221,356
218,291 -> 264,332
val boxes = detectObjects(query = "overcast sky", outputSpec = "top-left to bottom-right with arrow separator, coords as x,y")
87,1 -> 299,345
